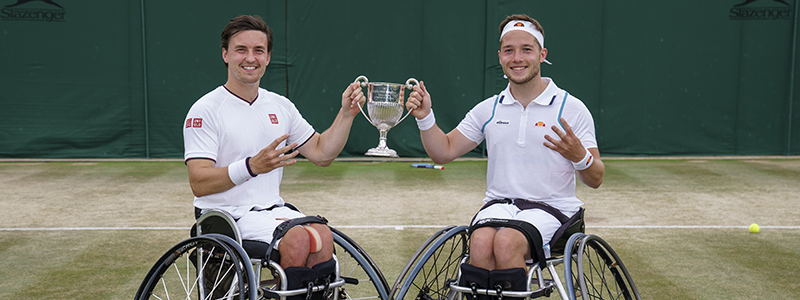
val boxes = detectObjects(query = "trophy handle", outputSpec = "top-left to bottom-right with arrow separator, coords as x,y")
354,75 -> 374,125
354,75 -> 369,87
395,78 -> 419,124
405,78 -> 419,90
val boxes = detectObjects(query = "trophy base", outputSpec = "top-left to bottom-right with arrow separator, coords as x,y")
365,147 -> 398,157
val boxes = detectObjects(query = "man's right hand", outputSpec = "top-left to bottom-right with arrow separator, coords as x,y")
248,134 -> 301,175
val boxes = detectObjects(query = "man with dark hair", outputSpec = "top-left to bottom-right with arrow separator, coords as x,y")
183,15 -> 364,297
406,14 -> 604,298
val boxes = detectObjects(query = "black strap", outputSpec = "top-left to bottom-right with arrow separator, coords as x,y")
550,207 -> 585,250
263,215 -> 328,262
478,199 -> 570,224
469,218 -> 547,270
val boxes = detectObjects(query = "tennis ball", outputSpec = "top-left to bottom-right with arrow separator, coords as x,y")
749,223 -> 760,233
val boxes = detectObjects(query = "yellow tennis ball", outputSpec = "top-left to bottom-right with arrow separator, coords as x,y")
749,223 -> 760,233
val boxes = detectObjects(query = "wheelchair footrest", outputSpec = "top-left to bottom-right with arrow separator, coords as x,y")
449,281 -> 554,299
341,276 -> 359,285
262,278 -> 346,299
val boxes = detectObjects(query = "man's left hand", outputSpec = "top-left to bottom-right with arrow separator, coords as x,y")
544,117 -> 585,162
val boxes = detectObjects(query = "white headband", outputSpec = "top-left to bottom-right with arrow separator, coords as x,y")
500,20 -> 551,65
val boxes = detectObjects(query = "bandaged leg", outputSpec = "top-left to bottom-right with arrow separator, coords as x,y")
459,263 -> 491,300
302,225 -> 323,253
489,268 -> 527,300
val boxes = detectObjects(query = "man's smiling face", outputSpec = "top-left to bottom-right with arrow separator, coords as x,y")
223,30 -> 270,85
498,30 -> 544,85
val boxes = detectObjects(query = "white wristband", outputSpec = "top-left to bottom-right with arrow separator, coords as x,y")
228,157 -> 256,185
573,150 -> 594,171
415,109 -> 436,131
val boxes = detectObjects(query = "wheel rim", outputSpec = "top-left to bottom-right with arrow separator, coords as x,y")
575,237 -> 634,300
137,236 -> 249,300
332,228 -> 389,300
402,228 -> 468,300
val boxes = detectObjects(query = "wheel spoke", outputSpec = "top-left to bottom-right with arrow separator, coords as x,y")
572,236 -> 637,300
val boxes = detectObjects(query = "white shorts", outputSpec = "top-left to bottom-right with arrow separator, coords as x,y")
471,203 -> 573,257
236,206 -> 306,248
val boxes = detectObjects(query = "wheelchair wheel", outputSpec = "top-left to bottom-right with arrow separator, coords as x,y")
332,227 -> 390,300
565,234 -> 639,300
390,225 -> 468,300
135,234 -> 258,300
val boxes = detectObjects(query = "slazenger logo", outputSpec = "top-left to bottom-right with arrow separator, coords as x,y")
730,0 -> 794,20
1,0 -> 66,22
477,218 -> 508,225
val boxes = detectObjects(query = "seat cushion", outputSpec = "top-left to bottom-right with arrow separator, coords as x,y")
241,239 -> 282,263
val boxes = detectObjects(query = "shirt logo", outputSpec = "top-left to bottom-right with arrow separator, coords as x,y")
534,121 -> 546,127
269,114 -> 279,124
185,118 -> 192,128
192,118 -> 203,128
495,120 -> 510,125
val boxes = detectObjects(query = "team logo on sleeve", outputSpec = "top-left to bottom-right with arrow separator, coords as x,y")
186,118 -> 203,128
269,114 -> 279,124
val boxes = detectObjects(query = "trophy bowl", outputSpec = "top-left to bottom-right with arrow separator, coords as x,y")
354,75 -> 418,157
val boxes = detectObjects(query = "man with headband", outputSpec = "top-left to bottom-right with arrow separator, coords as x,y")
406,14 -> 604,298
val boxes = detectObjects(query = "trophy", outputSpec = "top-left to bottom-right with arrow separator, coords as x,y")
354,75 -> 418,157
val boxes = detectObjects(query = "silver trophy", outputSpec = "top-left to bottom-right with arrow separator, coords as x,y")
354,75 -> 418,157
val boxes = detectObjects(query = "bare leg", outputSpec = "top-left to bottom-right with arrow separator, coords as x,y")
468,227 -> 497,270
492,228 -> 529,270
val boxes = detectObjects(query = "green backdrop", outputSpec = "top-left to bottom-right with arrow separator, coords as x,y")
1,0 -> 798,158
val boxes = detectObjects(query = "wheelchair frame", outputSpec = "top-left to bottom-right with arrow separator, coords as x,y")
389,224 -> 640,300
134,209 -> 391,300
136,210 -> 639,300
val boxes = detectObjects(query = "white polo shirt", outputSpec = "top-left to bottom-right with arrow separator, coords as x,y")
456,78 -> 597,214
183,86 -> 316,219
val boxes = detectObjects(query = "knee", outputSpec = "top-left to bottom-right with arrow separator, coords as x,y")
469,227 -> 496,255
307,223 -> 332,243
306,223 -> 333,253
282,226 -> 311,252
492,229 -> 528,258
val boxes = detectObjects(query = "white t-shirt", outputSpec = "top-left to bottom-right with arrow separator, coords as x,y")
456,78 -> 597,214
183,86 -> 316,219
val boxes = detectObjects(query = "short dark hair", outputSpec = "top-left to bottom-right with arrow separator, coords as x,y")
220,15 -> 273,67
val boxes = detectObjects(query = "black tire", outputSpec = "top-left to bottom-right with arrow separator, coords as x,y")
331,227 -> 390,300
135,234 -> 257,300
566,234 -> 639,300
390,225 -> 468,300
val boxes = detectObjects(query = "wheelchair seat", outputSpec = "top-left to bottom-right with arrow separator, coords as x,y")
195,209 -> 283,262
549,207 -> 586,255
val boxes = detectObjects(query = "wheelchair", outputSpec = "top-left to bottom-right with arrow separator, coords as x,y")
134,209 -> 391,300
388,208 -> 640,300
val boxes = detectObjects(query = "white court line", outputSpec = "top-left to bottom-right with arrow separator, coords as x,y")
0,227 -> 189,231
1,225 -> 800,231
591,225 -> 800,229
